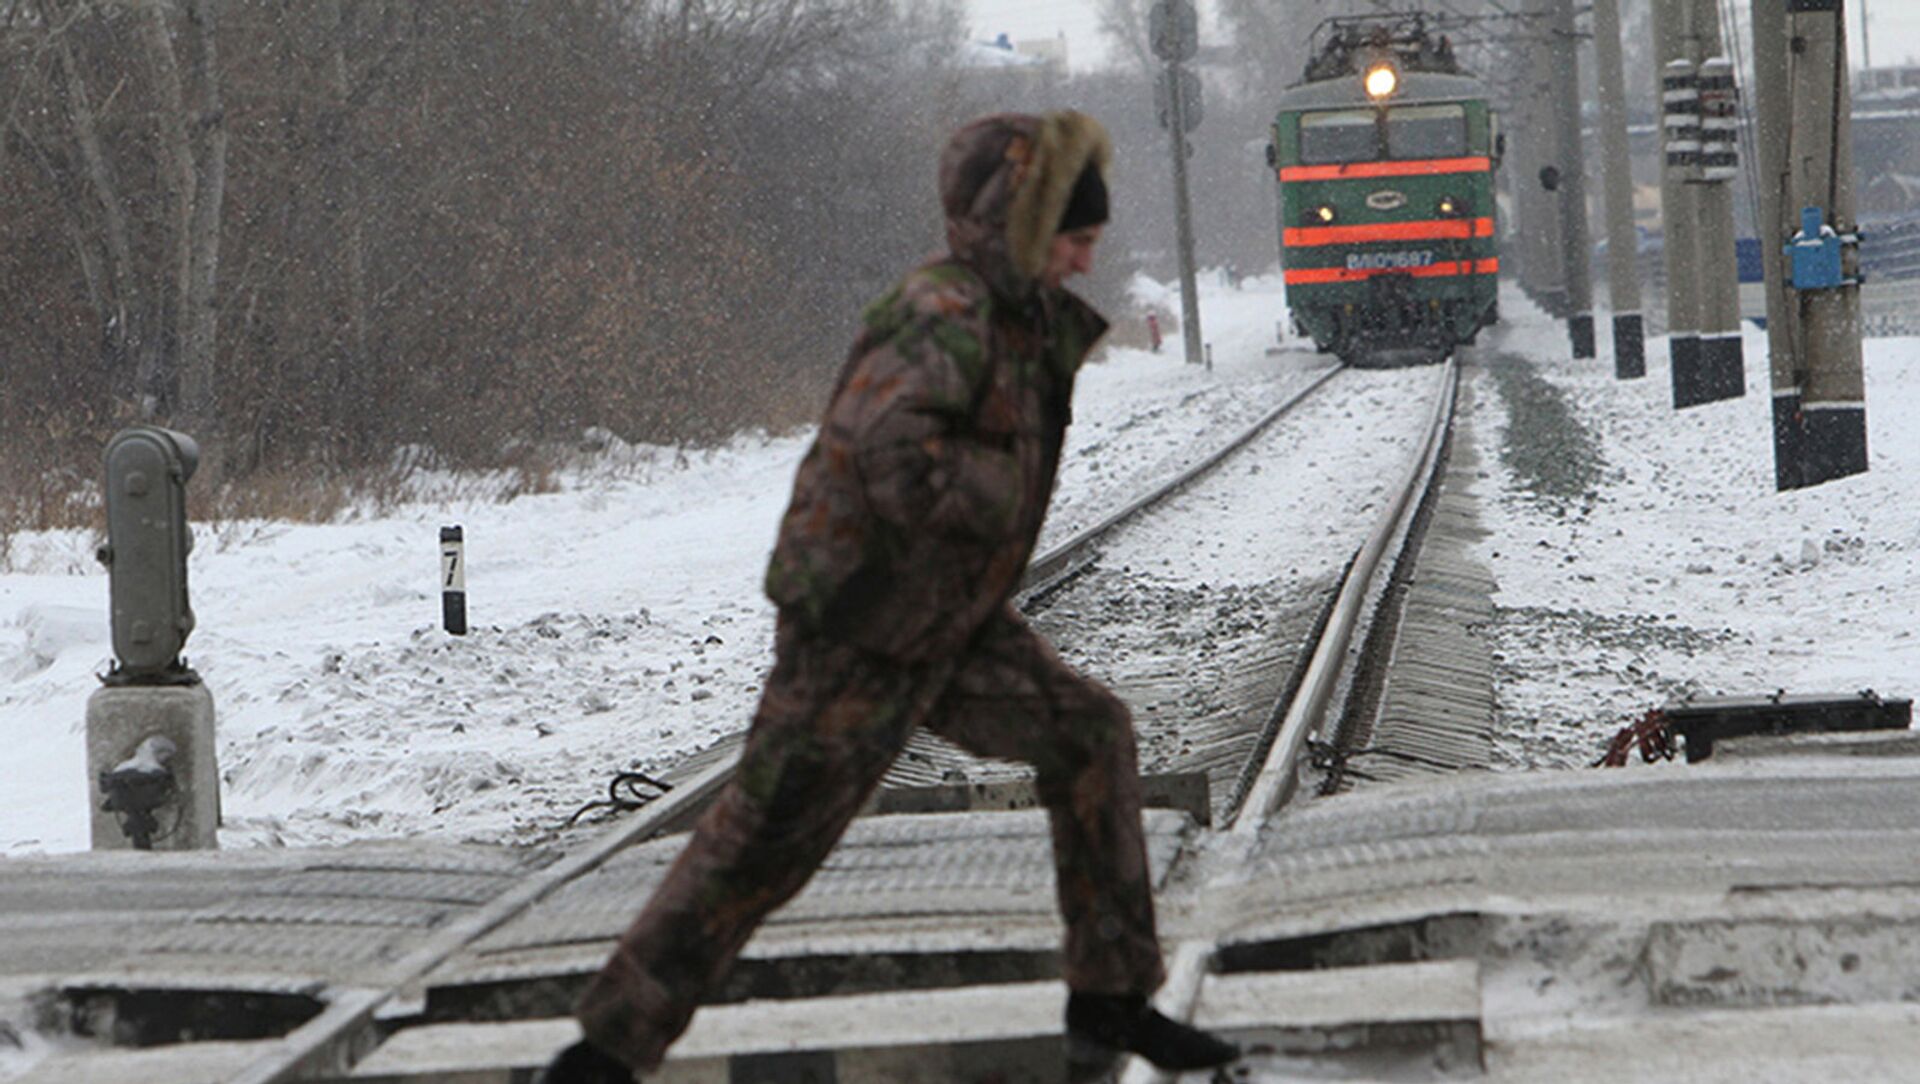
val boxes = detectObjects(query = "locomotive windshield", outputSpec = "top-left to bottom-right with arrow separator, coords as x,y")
1299,110 -> 1376,164
1387,104 -> 1468,157
1297,103 -> 1470,164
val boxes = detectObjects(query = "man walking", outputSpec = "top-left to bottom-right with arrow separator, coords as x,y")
543,111 -> 1240,1083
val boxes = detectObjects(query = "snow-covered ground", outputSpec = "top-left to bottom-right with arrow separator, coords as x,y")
4,271 -> 1917,857
0,271 -> 1318,855
1473,306 -> 1920,769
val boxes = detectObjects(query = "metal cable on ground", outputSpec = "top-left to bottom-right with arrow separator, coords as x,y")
565,770 -> 675,828
1595,709 -> 1675,767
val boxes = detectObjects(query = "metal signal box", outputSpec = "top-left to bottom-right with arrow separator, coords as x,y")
99,426 -> 200,680
1786,206 -> 1859,291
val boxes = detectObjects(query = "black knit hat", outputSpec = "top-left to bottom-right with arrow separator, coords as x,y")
1057,162 -> 1109,232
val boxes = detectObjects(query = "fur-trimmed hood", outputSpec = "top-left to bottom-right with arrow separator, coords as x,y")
938,111 -> 1113,298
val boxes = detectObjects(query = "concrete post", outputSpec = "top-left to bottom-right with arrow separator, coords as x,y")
1750,0 -> 1800,486
1691,10 -> 1747,403
1592,0 -> 1645,377
1784,0 -> 1868,486
1550,0 -> 1596,358
1166,58 -> 1205,367
88,684 -> 220,850
1654,0 -> 1703,398
1520,0 -> 1568,317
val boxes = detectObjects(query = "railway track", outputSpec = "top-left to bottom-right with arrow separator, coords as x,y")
31,359 -> 1470,1084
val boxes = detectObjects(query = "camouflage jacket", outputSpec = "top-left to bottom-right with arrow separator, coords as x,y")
764,112 -> 1113,661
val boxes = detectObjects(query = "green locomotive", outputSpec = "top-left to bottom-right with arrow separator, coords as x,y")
1268,16 -> 1501,366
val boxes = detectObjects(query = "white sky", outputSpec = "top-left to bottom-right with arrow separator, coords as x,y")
1858,3 -> 1920,68
958,0 -> 1919,75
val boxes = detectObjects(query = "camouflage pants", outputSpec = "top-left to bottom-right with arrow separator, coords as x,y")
577,605 -> 1166,1071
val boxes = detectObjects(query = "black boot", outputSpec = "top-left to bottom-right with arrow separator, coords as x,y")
1066,992 -> 1240,1079
537,1039 -> 635,1084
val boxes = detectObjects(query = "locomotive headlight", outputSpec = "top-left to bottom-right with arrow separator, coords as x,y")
1436,195 -> 1462,217
1310,203 -> 1337,225
1364,64 -> 1399,100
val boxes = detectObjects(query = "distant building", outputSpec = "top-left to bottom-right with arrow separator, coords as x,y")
1853,66 -> 1920,218
1862,172 -> 1920,218
1012,32 -> 1069,69
958,30 -> 1066,73
1857,63 -> 1920,100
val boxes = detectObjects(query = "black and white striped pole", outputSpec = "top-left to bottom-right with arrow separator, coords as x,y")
1692,49 -> 1747,405
1657,40 -> 1706,402
440,526 -> 467,636
1659,0 -> 1747,410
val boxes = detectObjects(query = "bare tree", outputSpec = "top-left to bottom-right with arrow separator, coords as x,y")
0,0 -> 1051,528
320,0 -> 369,430
1094,0 -> 1155,75
4,0 -> 226,423
1214,0 -> 1318,102
137,0 -> 227,426
33,1 -> 153,402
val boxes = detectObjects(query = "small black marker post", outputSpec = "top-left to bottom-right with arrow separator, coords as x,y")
440,526 -> 467,635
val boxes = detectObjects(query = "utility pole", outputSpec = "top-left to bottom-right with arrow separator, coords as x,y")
1654,0 -> 1703,400
1549,0 -> 1595,358
1654,0 -> 1744,407
1592,0 -> 1645,377
1690,7 -> 1746,404
1166,59 -> 1204,367
1749,0 -> 1798,485
1769,0 -> 1868,487
1150,0 -> 1203,367
1518,0 -> 1568,317
1859,0 -> 1872,71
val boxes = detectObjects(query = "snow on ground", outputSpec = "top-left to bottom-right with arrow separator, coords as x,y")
1474,293 -> 1920,768
0,270 -> 1318,855
5,270 -> 1917,856
1097,364 -> 1442,589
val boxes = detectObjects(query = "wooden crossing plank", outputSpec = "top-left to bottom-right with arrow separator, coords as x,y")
14,1040 -> 273,1084
1197,959 -> 1481,1033
348,982 -> 1073,1083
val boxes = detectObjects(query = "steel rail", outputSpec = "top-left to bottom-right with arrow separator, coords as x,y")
1112,362 -> 1459,1084
1227,360 -> 1460,836
230,364 -> 1347,1084
1119,360 -> 1465,1084
228,755 -> 735,1084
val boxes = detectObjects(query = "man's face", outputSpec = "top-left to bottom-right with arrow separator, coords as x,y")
1043,225 -> 1104,289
